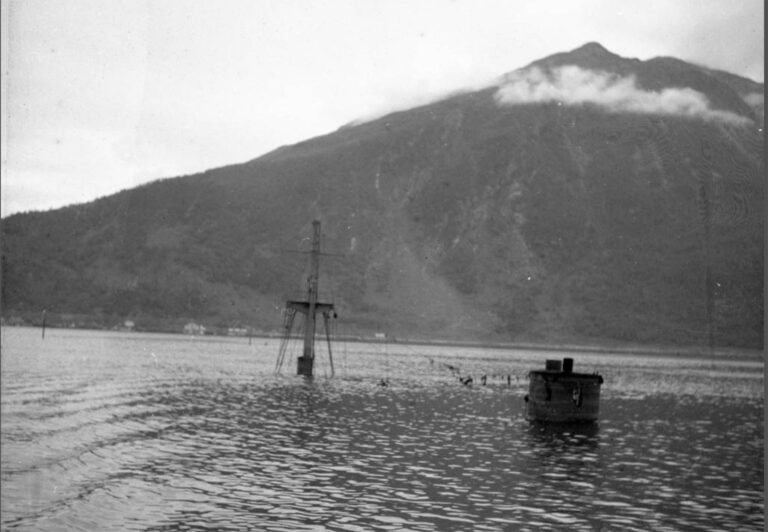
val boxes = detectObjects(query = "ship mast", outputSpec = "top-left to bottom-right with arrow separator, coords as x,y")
277,220 -> 336,377
299,220 -> 321,375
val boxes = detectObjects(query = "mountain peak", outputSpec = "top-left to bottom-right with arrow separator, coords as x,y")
571,41 -> 613,56
522,41 -> 635,76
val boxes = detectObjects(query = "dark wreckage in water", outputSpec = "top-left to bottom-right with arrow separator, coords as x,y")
525,358 -> 604,423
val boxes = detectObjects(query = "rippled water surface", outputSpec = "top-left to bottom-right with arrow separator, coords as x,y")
1,327 -> 763,531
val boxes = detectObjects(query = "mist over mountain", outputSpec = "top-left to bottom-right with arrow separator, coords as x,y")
2,43 -> 763,349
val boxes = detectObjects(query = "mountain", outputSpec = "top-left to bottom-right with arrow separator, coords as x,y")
1,43 -> 763,349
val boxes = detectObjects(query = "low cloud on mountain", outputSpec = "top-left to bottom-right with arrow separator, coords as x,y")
495,65 -> 751,125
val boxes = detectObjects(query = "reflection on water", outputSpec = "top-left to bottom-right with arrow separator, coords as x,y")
1,327 -> 763,531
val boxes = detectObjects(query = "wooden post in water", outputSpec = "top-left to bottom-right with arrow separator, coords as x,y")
41,309 -> 47,339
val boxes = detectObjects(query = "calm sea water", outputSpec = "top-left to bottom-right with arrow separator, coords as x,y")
1,326 -> 763,531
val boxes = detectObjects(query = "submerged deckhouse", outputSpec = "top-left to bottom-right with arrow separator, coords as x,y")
525,358 -> 603,423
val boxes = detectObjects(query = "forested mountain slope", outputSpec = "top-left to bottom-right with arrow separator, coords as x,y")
2,43 -> 763,348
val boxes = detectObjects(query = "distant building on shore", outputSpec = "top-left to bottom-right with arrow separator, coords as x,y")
184,322 -> 206,335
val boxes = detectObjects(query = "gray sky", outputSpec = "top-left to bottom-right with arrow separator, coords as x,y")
1,0 -> 763,216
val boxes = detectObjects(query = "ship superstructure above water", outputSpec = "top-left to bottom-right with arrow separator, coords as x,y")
525,358 -> 603,423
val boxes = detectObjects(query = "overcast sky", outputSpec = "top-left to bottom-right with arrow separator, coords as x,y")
1,0 -> 763,216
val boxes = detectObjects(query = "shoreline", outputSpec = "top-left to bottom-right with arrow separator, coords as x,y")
3,324 -> 762,361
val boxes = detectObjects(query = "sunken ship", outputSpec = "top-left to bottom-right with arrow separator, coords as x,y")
524,358 -> 603,423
